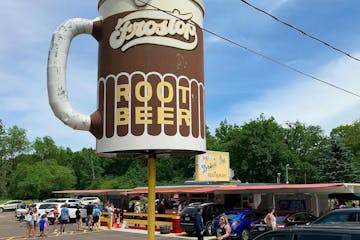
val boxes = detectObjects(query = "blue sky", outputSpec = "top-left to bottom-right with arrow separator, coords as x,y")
1,0 -> 359,151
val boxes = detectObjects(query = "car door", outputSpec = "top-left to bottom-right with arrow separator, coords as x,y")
296,232 -> 345,240
254,232 -> 292,240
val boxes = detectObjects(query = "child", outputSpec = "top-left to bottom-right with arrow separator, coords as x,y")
39,214 -> 47,237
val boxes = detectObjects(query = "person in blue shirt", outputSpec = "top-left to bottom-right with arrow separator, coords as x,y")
60,204 -> 69,234
194,207 -> 204,240
39,214 -> 47,237
93,205 -> 102,232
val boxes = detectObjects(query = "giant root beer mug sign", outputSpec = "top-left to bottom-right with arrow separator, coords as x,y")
47,0 -> 206,157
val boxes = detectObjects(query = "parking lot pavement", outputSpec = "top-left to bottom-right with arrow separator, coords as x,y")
0,211 -> 216,240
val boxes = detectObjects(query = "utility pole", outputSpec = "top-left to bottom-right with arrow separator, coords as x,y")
285,164 -> 292,184
277,173 -> 281,184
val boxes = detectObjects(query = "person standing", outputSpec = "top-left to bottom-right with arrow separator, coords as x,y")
107,203 -> 114,227
60,204 -> 69,234
25,208 -> 34,238
194,208 -> 204,240
85,202 -> 94,230
33,208 -> 40,236
216,214 -> 231,240
52,206 -> 59,233
93,205 -> 102,232
39,214 -> 47,237
75,206 -> 82,231
264,208 -> 277,230
178,200 -> 186,214
134,202 -> 141,228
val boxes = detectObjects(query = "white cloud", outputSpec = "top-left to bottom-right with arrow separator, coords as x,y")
226,52 -> 360,134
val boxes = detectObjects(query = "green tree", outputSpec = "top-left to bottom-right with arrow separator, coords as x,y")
72,148 -> 102,189
0,122 -> 30,196
156,156 -> 194,184
100,159 -> 148,189
319,136 -> 358,183
32,136 -> 59,160
206,125 -> 218,150
234,115 -> 288,183
9,160 -> 76,199
284,121 -> 327,183
331,121 -> 360,174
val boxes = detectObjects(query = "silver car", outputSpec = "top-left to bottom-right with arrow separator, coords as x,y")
0,200 -> 24,213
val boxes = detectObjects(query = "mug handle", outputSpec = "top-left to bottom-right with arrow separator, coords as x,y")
47,18 -> 95,131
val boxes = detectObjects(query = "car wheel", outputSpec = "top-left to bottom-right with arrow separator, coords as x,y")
204,221 -> 212,236
0,208 -> 3,213
241,229 -> 250,240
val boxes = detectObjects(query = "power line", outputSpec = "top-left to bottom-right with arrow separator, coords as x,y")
239,0 -> 360,62
135,0 -> 360,99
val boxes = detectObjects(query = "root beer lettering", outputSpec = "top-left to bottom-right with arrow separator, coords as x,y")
116,81 -> 190,126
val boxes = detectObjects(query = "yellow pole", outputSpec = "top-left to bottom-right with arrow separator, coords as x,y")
147,154 -> 156,240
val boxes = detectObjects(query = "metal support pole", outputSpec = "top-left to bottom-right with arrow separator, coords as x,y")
147,154 -> 156,240
285,164 -> 291,184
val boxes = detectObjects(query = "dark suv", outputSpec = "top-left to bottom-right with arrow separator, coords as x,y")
254,224 -> 360,240
312,208 -> 360,224
179,202 -> 225,236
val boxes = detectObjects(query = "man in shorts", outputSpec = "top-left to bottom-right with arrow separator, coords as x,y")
85,202 -> 94,230
93,205 -> 101,232
60,204 -> 69,234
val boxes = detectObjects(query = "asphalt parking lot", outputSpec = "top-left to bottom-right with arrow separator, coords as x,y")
0,211 -> 216,240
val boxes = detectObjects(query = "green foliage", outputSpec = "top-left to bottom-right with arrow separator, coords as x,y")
8,160 -> 76,199
284,121 -> 327,183
319,136 -> 358,183
331,121 -> 360,175
233,115 -> 287,183
1,115 -> 360,199
32,136 -> 59,160
0,123 -> 31,196
71,148 -> 103,190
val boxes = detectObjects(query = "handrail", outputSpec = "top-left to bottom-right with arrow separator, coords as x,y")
122,212 -> 182,233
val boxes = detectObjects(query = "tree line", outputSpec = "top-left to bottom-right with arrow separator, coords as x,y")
0,114 -> 359,200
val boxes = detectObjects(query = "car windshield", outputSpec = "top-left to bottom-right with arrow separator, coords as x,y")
39,203 -> 58,209
227,214 -> 239,221
182,207 -> 198,215
277,216 -> 288,224
314,212 -> 356,223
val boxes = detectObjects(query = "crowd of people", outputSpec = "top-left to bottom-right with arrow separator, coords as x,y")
20,201 -> 123,238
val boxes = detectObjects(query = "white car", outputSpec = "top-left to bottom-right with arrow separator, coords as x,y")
46,203 -> 87,224
15,203 -> 29,218
43,198 -> 81,207
79,197 -> 100,205
0,200 -> 25,213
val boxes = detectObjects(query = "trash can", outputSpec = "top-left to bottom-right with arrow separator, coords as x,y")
159,225 -> 171,234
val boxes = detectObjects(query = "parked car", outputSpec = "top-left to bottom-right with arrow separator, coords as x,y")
0,200 -> 25,213
253,224 -> 360,240
179,202 -> 225,236
43,198 -> 81,207
250,212 -> 317,239
312,208 -> 360,224
46,202 -> 87,224
14,203 -> 29,219
79,196 -> 101,205
212,209 -> 264,240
